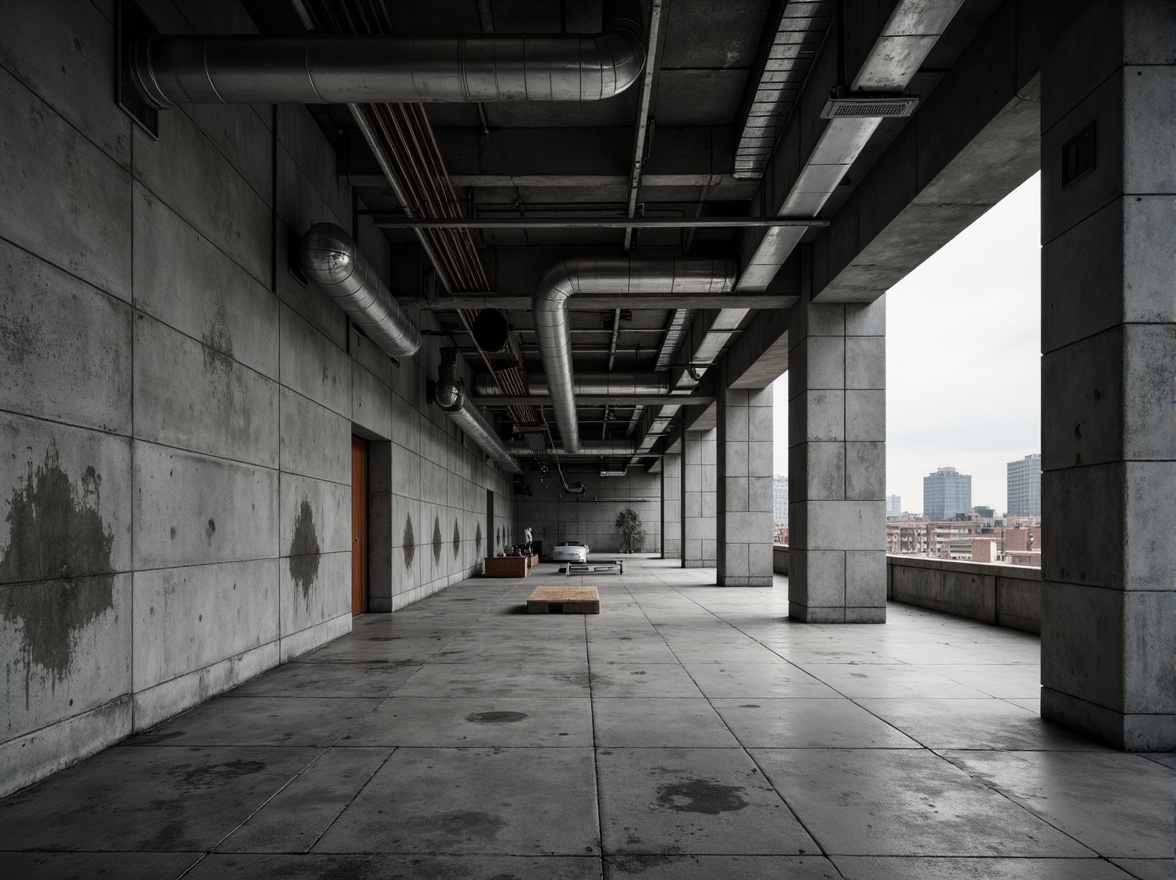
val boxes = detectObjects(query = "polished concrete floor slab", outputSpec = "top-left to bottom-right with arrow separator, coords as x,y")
0,558 -> 1171,879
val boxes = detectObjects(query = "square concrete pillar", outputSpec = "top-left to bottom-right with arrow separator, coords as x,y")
1039,0 -> 1176,750
681,429 -> 716,567
787,298 -> 886,622
717,383 -> 774,586
661,451 -> 682,560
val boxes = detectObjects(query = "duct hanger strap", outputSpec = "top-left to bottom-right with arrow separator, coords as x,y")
130,1 -> 645,110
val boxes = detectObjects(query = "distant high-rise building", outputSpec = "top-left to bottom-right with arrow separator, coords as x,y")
773,476 -> 789,523
1007,453 -> 1041,516
923,467 -> 972,521
887,495 -> 902,517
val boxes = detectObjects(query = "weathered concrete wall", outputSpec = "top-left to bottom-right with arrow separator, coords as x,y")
0,0 -> 512,796
515,470 -> 661,555
773,544 -> 790,576
886,556 -> 1041,634
773,547 -> 1040,632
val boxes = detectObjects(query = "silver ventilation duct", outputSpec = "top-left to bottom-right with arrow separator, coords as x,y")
533,257 -> 737,455
509,443 -> 638,458
131,0 -> 645,109
301,223 -> 421,359
474,373 -> 672,398
435,353 -> 522,475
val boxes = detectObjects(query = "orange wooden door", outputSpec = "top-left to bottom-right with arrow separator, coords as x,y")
351,436 -> 368,615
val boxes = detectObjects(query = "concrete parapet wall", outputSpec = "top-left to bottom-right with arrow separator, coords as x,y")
772,547 -> 1040,633
773,544 -> 789,576
887,556 -> 1041,633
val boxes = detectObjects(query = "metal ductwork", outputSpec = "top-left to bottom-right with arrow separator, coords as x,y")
301,223 -> 421,359
509,443 -> 638,458
131,0 -> 646,110
435,352 -> 522,475
533,257 -> 737,455
474,373 -> 672,398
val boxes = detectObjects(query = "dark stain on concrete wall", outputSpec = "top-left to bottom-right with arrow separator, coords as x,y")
0,445 -> 115,702
205,518 -> 216,544
289,498 -> 320,606
475,521 -> 483,556
0,311 -> 42,368
403,514 -> 415,568
452,518 -> 460,559
432,515 -> 443,566
201,304 -> 235,375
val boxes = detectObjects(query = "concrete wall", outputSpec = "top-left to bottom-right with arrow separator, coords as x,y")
886,557 -> 1041,633
772,547 -> 1040,633
773,544 -> 790,576
515,470 -> 661,554
0,0 -> 512,797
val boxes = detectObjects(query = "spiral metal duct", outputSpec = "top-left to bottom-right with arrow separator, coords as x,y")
533,257 -> 737,454
508,443 -> 638,457
301,223 -> 421,359
473,373 -> 672,398
435,354 -> 522,475
131,0 -> 645,109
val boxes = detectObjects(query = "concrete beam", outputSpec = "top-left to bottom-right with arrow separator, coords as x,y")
809,1 -> 1071,302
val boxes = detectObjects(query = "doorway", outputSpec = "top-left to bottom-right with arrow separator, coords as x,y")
486,489 -> 494,558
351,435 -> 368,615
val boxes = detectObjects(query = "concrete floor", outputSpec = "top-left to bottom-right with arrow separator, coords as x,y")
0,559 -> 1171,879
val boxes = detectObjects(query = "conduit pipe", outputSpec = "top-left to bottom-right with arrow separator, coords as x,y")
131,0 -> 646,109
474,373 -> 672,398
533,257 -> 737,455
301,223 -> 421,358
435,353 -> 523,475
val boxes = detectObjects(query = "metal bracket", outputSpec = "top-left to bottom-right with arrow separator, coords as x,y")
116,0 -> 159,139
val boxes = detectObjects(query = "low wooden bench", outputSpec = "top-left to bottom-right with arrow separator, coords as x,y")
483,556 -> 530,578
565,559 -> 625,576
527,586 -> 600,614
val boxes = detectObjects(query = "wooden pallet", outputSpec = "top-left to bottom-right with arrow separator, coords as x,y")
526,586 -> 601,614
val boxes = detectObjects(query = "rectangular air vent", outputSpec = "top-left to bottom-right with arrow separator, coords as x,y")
820,95 -> 919,119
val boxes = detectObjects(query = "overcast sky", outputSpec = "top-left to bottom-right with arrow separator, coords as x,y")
772,171 -> 1042,515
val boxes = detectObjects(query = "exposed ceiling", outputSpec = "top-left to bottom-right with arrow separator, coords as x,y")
238,0 -> 996,477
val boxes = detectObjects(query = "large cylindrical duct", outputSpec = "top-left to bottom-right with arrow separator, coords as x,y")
533,257 -> 737,454
301,223 -> 421,359
473,373 -> 672,398
435,353 -> 522,475
131,1 -> 645,109
508,443 -> 638,457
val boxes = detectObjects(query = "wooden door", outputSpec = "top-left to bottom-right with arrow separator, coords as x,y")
351,436 -> 368,615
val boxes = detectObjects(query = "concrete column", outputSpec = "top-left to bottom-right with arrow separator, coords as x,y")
660,451 -> 682,560
716,385 -> 774,586
1039,1 -> 1175,750
680,429 -> 716,567
787,298 -> 886,622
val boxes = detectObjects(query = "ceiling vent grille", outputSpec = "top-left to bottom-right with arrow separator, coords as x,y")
820,95 -> 919,119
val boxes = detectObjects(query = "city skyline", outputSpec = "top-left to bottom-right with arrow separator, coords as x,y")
773,172 -> 1042,514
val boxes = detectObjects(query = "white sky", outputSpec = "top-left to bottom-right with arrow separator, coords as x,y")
772,172 -> 1042,515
